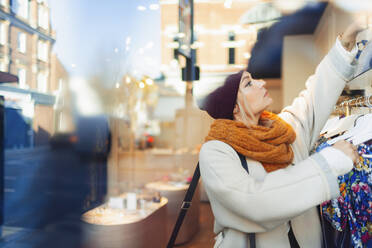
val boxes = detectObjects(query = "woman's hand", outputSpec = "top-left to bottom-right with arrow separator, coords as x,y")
340,17 -> 368,51
332,140 -> 359,164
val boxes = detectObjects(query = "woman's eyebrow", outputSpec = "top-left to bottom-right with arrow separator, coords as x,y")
240,75 -> 251,84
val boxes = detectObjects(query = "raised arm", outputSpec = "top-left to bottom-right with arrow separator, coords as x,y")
278,20 -> 366,151
199,140 -> 351,232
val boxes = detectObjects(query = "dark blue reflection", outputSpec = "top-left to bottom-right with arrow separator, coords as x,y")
4,108 -> 32,149
248,2 -> 327,78
1,116 -> 110,248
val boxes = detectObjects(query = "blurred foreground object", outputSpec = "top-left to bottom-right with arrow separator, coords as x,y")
1,115 -> 110,248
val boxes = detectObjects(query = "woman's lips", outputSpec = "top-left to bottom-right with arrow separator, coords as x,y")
264,91 -> 268,97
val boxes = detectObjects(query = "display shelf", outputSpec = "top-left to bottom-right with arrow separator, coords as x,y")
82,197 -> 167,225
81,197 -> 168,248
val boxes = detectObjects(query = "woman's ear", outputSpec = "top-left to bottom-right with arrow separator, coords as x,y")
233,103 -> 239,115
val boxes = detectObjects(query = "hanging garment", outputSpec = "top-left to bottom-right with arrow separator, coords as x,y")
314,139 -> 372,247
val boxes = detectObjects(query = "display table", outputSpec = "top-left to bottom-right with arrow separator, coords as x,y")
145,181 -> 200,245
81,197 -> 168,248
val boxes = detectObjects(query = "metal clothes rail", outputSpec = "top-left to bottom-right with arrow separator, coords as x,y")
334,95 -> 372,116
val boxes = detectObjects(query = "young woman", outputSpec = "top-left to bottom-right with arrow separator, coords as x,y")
199,21 -> 364,248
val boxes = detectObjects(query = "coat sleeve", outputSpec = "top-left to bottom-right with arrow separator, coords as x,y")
279,39 -> 357,151
199,140 -> 341,232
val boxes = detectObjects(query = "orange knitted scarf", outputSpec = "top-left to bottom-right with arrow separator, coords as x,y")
205,111 -> 296,172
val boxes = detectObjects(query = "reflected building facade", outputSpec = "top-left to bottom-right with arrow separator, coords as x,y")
0,0 -> 68,148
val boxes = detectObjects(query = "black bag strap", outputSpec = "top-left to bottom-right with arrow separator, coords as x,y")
288,221 -> 300,248
166,163 -> 200,248
237,152 -> 249,173
237,152 -> 256,248
167,151 -> 252,248
239,152 -> 299,248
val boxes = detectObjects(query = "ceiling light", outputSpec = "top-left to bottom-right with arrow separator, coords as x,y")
145,42 -> 154,49
146,79 -> 154,85
137,5 -> 146,11
240,2 -> 281,25
177,33 -> 186,38
168,42 -> 179,48
244,52 -> 251,59
126,37 -> 131,45
126,76 -> 131,84
273,0 -> 307,14
224,0 -> 232,9
149,4 -> 159,10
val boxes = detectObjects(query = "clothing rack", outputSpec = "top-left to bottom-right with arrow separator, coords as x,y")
334,95 -> 372,116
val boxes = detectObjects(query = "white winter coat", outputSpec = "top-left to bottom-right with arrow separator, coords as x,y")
199,39 -> 357,248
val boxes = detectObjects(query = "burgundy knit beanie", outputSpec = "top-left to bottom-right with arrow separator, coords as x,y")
200,71 -> 243,120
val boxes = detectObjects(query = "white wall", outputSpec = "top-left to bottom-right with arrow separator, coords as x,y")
313,4 -> 354,59
282,35 -> 318,107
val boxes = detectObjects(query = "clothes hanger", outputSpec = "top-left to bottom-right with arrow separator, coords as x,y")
346,98 -> 372,145
328,113 -> 372,145
323,114 -> 361,138
320,116 -> 340,135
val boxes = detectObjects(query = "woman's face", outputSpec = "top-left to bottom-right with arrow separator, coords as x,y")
237,71 -> 273,115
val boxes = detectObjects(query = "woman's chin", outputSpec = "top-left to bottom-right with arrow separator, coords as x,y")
266,97 -> 273,106
263,99 -> 273,110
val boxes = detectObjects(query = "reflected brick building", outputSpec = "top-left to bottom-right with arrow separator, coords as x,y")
0,0 -> 68,148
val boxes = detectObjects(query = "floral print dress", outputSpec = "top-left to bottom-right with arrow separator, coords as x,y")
314,139 -> 372,248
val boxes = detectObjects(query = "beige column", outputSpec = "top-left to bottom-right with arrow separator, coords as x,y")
29,0 -> 38,29
3,20 -> 10,70
282,35 -> 317,107
31,33 -> 38,89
